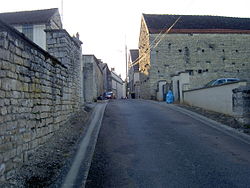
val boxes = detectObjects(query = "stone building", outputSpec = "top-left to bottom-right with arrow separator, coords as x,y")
82,55 -> 104,102
138,14 -> 250,100
100,62 -> 112,93
128,49 -> 140,98
0,8 -> 62,50
110,69 -> 125,99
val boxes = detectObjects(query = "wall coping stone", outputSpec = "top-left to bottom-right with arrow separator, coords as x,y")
183,80 -> 247,93
45,29 -> 82,48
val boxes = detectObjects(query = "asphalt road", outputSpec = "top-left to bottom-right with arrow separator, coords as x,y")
86,100 -> 250,188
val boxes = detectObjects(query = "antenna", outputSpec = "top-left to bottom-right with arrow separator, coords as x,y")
125,36 -> 128,98
61,0 -> 64,23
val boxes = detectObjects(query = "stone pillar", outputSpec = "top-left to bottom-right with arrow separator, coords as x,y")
233,86 -> 250,125
45,29 -> 83,108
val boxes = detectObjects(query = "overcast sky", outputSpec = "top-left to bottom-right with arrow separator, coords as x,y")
1,0 -> 250,79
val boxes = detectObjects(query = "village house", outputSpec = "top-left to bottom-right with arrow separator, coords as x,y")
100,62 -> 112,94
82,55 -> 104,102
128,49 -> 140,98
110,68 -> 125,99
0,8 -> 62,50
138,14 -> 250,100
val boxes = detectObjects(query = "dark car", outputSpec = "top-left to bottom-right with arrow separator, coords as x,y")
204,78 -> 240,87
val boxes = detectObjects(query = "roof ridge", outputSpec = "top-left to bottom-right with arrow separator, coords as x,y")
0,8 -> 60,26
0,8 -> 58,14
142,13 -> 250,33
143,13 -> 250,19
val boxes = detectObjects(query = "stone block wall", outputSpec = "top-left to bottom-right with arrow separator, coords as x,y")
139,21 -> 250,99
82,55 -> 103,102
138,19 -> 151,99
82,55 -> 94,102
0,21 -> 81,180
233,86 -> 250,125
46,29 -> 82,106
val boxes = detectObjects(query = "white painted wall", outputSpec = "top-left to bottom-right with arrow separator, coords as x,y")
183,81 -> 247,115
33,24 -> 46,50
172,72 -> 190,102
156,81 -> 166,101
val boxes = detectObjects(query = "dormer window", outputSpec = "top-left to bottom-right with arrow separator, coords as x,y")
22,24 -> 33,41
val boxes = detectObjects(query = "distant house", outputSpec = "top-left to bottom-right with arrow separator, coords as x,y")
0,8 -> 62,50
128,49 -> 140,98
82,55 -> 104,102
110,69 -> 125,99
139,14 -> 250,100
100,62 -> 112,93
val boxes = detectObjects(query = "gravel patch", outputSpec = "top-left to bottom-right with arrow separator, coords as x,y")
0,104 -> 94,188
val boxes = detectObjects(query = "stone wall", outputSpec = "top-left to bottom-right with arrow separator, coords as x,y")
46,29 -> 82,105
82,55 -> 103,102
138,18 -> 151,99
101,63 -> 112,93
233,86 -> 250,125
111,71 -> 124,99
139,18 -> 250,99
0,21 -> 81,180
183,81 -> 247,116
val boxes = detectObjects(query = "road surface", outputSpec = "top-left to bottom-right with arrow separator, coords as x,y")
86,100 -> 250,188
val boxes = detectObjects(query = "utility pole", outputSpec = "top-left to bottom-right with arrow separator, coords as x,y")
61,0 -> 64,23
125,44 -> 128,98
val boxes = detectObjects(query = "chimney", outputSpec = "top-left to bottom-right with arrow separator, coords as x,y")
76,32 -> 80,39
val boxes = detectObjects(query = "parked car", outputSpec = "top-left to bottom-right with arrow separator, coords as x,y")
204,78 -> 240,87
104,91 -> 114,99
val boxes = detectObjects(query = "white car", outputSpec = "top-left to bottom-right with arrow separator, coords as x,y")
205,78 -> 240,87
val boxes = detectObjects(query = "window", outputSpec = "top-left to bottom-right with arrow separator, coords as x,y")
214,79 -> 225,85
22,24 -> 33,41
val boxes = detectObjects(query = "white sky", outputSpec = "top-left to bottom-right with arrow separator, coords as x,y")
1,0 -> 250,79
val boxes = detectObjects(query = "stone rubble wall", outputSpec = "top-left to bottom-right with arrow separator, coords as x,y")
233,86 -> 250,125
82,55 -> 94,102
46,29 -> 82,106
139,18 -> 250,99
0,21 -> 81,180
82,55 -> 103,102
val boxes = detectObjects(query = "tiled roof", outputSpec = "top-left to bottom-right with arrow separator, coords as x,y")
0,8 -> 58,25
143,14 -> 250,33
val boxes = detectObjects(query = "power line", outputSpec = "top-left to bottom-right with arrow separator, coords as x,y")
129,15 -> 182,68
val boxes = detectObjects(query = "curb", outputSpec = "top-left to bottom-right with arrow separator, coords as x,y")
61,102 -> 107,188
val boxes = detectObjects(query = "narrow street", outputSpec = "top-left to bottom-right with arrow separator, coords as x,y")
86,100 -> 250,188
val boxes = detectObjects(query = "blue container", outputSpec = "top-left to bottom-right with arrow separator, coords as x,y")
166,90 -> 174,104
